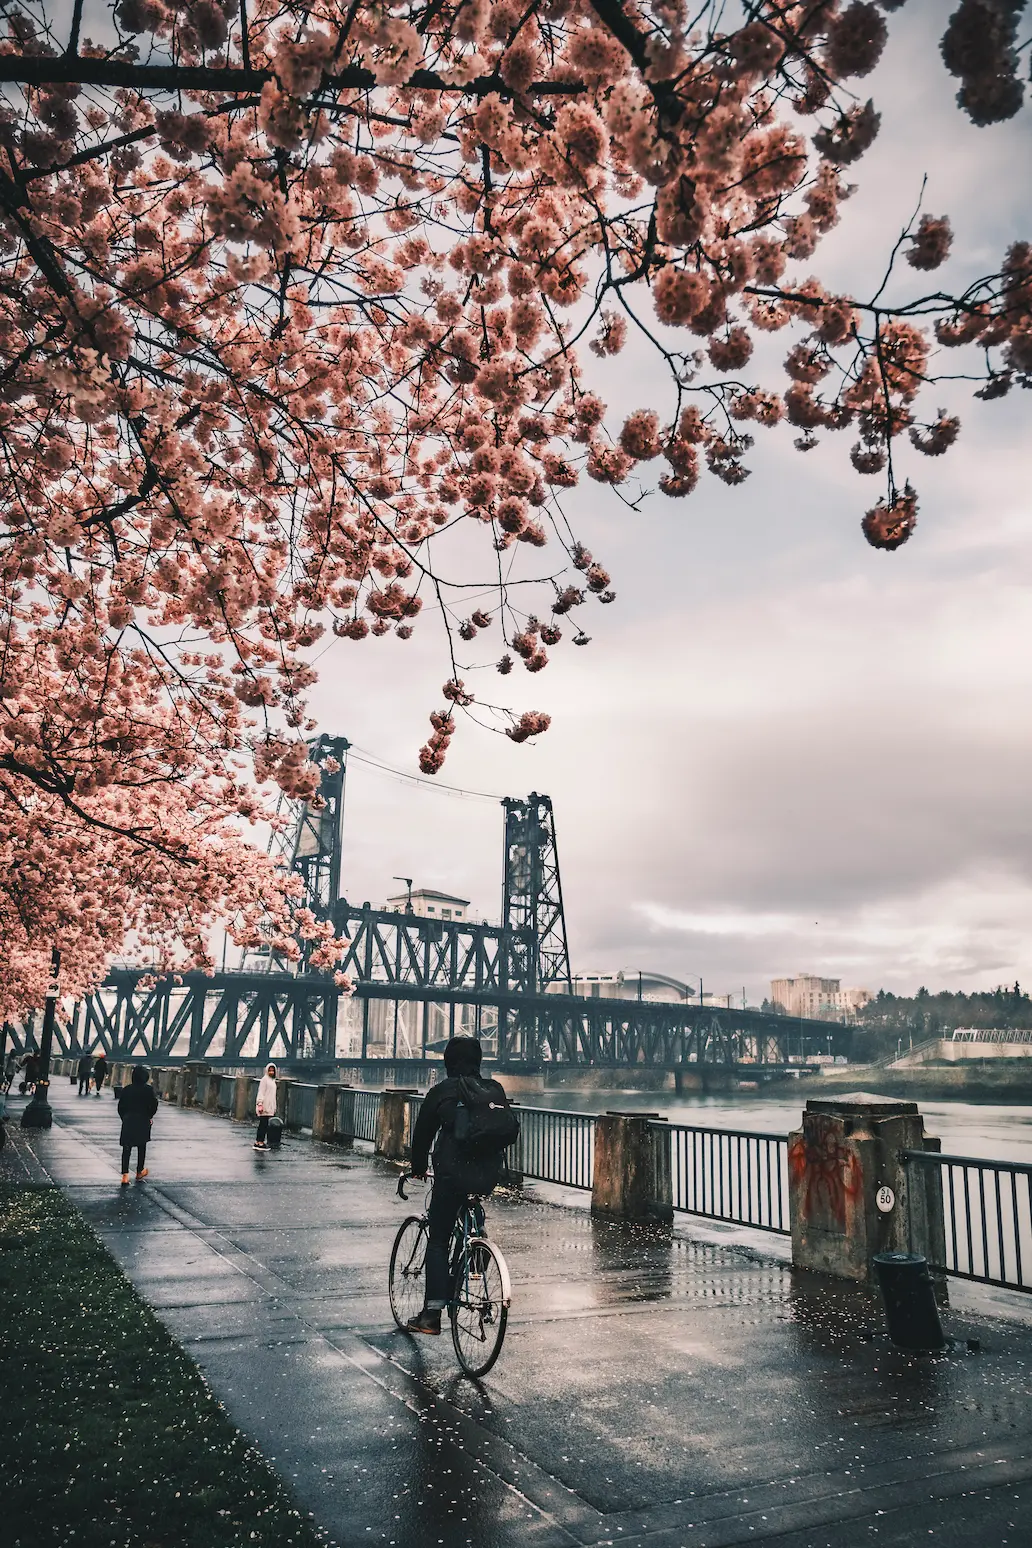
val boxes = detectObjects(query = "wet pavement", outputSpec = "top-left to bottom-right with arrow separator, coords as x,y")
8,1081 -> 1032,1547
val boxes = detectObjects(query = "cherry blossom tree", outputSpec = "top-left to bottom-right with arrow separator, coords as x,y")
0,0 -> 1028,1009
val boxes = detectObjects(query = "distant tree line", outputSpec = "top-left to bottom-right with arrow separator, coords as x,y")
852,983 -> 1032,1061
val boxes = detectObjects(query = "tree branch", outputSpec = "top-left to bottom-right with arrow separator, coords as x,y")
0,53 -> 584,98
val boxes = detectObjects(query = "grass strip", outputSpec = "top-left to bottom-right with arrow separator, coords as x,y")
0,1182 -> 328,1548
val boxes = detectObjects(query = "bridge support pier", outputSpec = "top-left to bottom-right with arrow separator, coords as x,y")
788,1095 -> 946,1288
591,1112 -> 673,1224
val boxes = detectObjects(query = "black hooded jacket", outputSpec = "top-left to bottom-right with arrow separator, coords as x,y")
410,1041 -> 508,1195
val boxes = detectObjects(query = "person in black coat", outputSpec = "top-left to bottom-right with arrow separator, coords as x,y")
76,1052 -> 93,1095
117,1065 -> 158,1185
19,1050 -> 40,1093
93,1053 -> 109,1096
406,1037 -> 508,1336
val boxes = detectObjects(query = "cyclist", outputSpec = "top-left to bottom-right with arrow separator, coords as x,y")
405,1036 -> 510,1336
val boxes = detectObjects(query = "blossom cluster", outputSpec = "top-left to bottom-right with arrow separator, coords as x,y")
0,0 -> 1026,1010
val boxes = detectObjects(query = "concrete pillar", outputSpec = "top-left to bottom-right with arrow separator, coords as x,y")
275,1077 -> 294,1121
232,1074 -> 251,1121
204,1074 -> 222,1113
591,1112 -> 673,1223
312,1084 -> 341,1142
788,1094 -> 946,1287
179,1062 -> 208,1108
375,1089 -> 415,1162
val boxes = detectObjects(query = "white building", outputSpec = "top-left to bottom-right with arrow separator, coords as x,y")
570,971 -> 740,1006
771,974 -> 871,1022
384,887 -> 471,922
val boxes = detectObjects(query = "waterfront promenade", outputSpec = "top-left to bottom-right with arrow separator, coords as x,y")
8,1082 -> 1032,1547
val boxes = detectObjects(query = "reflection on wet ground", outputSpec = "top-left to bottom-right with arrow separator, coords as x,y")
10,1083 -> 1032,1548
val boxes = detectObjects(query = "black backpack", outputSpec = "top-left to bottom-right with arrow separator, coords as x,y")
452,1076 -> 521,1157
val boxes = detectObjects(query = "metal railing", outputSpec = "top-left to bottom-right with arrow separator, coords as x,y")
516,1106 -> 595,1190
345,1088 -> 381,1144
286,1083 -> 318,1130
901,1149 -> 1032,1294
661,1123 -> 790,1234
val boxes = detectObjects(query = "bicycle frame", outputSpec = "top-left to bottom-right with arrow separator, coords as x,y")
396,1173 -> 512,1313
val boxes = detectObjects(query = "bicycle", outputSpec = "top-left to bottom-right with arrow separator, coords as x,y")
389,1172 -> 512,1377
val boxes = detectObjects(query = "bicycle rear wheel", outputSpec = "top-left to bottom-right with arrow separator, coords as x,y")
450,1237 -> 510,1377
389,1216 -> 428,1330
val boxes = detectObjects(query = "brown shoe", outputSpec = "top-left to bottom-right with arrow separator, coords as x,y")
120,1174 -> 130,1186
406,1309 -> 442,1336
136,1169 -> 148,1180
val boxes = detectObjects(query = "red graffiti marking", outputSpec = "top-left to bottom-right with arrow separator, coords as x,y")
789,1125 -> 862,1230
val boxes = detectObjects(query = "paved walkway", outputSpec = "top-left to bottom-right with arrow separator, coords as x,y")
7,1081 -> 1032,1547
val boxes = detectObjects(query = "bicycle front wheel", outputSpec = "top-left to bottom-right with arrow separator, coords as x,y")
389,1216 -> 428,1330
450,1237 -> 510,1377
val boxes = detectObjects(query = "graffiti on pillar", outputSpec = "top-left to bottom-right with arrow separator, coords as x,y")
789,1119 -> 862,1230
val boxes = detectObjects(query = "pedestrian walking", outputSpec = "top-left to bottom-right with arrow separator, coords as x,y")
93,1052 -> 108,1096
3,1049 -> 16,1091
117,1065 -> 158,1185
19,1050 -> 40,1094
77,1052 -> 93,1095
254,1063 -> 278,1150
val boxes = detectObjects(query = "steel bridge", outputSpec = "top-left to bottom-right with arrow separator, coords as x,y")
3,733 -> 853,1071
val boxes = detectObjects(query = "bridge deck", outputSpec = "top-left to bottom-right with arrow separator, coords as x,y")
8,1082 -> 1032,1547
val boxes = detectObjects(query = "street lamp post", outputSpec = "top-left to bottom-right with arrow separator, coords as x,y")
21,947 -> 61,1131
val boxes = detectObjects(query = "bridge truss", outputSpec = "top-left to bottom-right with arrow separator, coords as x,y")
0,729 -> 853,1071
46,964 -> 852,1070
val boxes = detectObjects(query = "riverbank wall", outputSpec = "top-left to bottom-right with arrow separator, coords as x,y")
810,1060 -> 1032,1104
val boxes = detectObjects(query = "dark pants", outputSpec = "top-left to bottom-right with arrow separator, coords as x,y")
256,1115 -> 270,1144
78,1075 -> 90,1094
95,1072 -> 106,1093
121,1140 -> 147,1174
425,1176 -> 469,1309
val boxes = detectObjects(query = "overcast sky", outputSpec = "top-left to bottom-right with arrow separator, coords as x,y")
307,7 -> 1032,1004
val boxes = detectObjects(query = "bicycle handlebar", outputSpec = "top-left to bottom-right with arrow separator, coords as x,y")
397,1169 -> 432,1201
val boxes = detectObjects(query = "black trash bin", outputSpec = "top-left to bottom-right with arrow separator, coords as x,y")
267,1115 -> 284,1151
873,1251 -> 947,1352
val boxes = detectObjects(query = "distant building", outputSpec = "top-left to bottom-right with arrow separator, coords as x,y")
569,971 -> 740,1007
771,974 -> 871,1022
385,887 -> 471,922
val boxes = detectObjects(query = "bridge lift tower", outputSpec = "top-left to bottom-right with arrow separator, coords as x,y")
501,793 -> 572,996
270,733 -> 350,919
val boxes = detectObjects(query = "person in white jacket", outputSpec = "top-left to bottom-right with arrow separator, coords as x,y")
254,1064 -> 278,1150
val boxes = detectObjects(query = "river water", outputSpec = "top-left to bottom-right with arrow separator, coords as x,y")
530,1087 -> 1032,1164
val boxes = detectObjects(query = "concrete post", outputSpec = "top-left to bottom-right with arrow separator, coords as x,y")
312,1084 -> 340,1142
375,1089 -> 415,1162
232,1074 -> 251,1121
275,1077 -> 294,1122
788,1094 -> 946,1288
591,1112 -> 673,1224
204,1073 -> 221,1113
